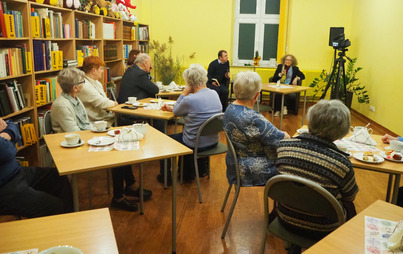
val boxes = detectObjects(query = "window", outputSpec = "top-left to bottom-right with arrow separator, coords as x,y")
233,0 -> 281,66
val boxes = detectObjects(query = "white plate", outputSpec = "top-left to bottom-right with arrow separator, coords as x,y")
379,151 -> 403,163
125,101 -> 132,105
132,102 -> 149,107
60,140 -> 85,148
297,129 -> 308,134
164,101 -> 176,106
150,99 -> 163,103
353,152 -> 384,164
91,127 -> 110,133
88,136 -> 115,146
107,129 -> 121,137
39,245 -> 83,254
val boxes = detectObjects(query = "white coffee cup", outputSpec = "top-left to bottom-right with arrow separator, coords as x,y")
132,123 -> 147,136
390,140 -> 403,152
128,97 -> 137,104
156,81 -> 163,88
65,133 -> 80,145
94,120 -> 107,131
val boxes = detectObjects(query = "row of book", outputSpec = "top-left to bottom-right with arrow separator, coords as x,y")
10,116 -> 37,148
0,1 -> 24,38
35,76 -> 59,106
76,45 -> 98,66
75,19 -> 95,39
0,46 -> 32,78
33,41 -> 63,72
104,66 -> 111,84
123,25 -> 136,40
138,26 -> 149,40
104,44 -> 117,61
123,44 -> 133,59
138,43 -> 149,53
31,7 -> 71,39
0,81 -> 27,117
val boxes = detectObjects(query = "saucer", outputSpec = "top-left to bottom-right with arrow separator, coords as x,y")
39,245 -> 83,254
88,136 -> 115,146
107,129 -> 121,137
91,127 -> 110,133
150,99 -> 164,103
132,102 -> 148,107
61,140 -> 85,148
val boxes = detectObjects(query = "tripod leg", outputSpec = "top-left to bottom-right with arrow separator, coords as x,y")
342,59 -> 348,105
320,60 -> 338,100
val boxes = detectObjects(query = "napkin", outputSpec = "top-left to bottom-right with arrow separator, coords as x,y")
346,128 -> 377,146
116,127 -> 144,143
167,81 -> 179,90
386,220 -> 403,251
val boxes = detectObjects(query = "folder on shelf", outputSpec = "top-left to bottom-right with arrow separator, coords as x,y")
25,51 -> 32,73
44,18 -> 51,38
51,50 -> 58,69
31,16 -> 40,38
4,14 -> 15,38
57,50 -> 63,69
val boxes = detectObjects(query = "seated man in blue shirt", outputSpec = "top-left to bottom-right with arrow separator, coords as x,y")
0,119 -> 73,218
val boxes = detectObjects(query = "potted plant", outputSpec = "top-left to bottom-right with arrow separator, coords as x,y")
309,57 -> 369,107
253,51 -> 261,66
149,36 -> 195,85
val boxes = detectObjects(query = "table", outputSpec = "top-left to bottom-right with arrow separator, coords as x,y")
295,127 -> 403,204
107,98 -> 177,133
261,83 -> 312,130
44,125 -> 192,253
305,200 -> 403,254
0,208 -> 118,253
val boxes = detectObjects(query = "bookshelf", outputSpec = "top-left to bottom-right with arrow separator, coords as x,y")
0,0 -> 149,166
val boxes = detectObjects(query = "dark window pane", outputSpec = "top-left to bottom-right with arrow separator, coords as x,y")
240,0 -> 257,14
263,24 -> 279,60
238,23 -> 256,60
265,0 -> 280,14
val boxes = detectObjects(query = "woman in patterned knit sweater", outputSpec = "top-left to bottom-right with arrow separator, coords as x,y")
275,99 -> 359,239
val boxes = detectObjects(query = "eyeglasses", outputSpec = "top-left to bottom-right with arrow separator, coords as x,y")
76,80 -> 85,86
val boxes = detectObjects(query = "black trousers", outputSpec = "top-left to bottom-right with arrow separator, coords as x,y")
207,84 -> 229,112
0,167 -> 73,218
111,166 -> 135,199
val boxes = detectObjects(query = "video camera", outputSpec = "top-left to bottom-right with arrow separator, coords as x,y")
332,33 -> 351,50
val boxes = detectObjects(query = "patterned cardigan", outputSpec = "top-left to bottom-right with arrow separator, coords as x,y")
275,133 -> 359,236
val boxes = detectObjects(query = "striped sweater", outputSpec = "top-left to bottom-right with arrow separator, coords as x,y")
275,133 -> 359,235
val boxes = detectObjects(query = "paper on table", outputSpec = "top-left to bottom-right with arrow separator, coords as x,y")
88,144 -> 114,152
364,216 -> 401,254
113,141 -> 140,151
268,84 -> 294,89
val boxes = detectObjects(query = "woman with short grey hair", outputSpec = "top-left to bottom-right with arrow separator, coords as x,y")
51,67 -> 92,133
158,64 -> 222,183
134,53 -> 150,65
223,71 -> 290,186
307,99 -> 351,141
275,99 -> 358,245
182,63 -> 208,87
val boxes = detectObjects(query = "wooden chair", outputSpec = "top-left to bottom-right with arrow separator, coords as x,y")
260,175 -> 346,254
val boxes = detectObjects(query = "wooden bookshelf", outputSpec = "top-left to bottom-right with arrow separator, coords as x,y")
0,0 -> 149,166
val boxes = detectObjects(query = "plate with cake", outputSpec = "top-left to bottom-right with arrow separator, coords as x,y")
379,148 -> 403,162
353,152 -> 384,164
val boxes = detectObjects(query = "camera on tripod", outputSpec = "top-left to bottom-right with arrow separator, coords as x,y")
332,33 -> 351,50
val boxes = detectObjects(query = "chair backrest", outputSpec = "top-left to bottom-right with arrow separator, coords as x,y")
224,130 -> 241,187
194,112 -> 225,150
107,87 -> 118,101
265,175 -> 346,225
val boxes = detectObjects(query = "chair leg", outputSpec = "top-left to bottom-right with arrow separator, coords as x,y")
260,230 -> 268,254
207,157 -> 211,179
221,184 -> 240,239
221,184 -> 232,212
164,159 -> 168,189
194,156 -> 203,203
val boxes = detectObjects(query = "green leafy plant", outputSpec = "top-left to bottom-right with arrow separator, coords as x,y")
309,57 -> 369,104
149,36 -> 195,85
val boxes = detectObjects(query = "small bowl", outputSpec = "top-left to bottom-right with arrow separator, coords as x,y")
390,140 -> 403,152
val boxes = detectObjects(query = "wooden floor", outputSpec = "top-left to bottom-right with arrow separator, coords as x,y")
2,102 -> 401,253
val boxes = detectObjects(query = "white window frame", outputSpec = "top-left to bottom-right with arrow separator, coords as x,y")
233,0 -> 280,66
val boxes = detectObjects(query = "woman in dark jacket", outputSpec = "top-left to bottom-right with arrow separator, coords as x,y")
270,54 -> 305,116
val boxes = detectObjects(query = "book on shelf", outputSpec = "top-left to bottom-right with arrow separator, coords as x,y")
33,41 -> 62,72
0,1 -> 7,38
63,59 -> 78,67
31,8 -> 68,39
123,44 -> 133,59
104,67 -> 110,83
103,22 -> 115,39
35,76 -> 58,106
76,45 -> 98,63
104,44 -> 117,61
0,80 -> 27,116
0,2 -> 24,39
138,26 -> 149,40
16,156 -> 29,167
11,116 -> 37,147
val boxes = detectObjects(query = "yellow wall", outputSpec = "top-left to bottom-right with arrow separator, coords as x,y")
131,0 -> 402,134
347,0 -> 403,134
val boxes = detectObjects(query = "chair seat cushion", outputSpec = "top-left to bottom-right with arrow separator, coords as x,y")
197,142 -> 227,157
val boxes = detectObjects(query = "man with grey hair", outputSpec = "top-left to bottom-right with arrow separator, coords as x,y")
118,53 -> 158,104
275,99 -> 358,245
117,53 -> 161,128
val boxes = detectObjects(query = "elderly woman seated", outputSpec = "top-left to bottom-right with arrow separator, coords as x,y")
51,67 -> 151,212
275,99 -> 359,240
158,63 -> 222,184
223,71 -> 290,187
